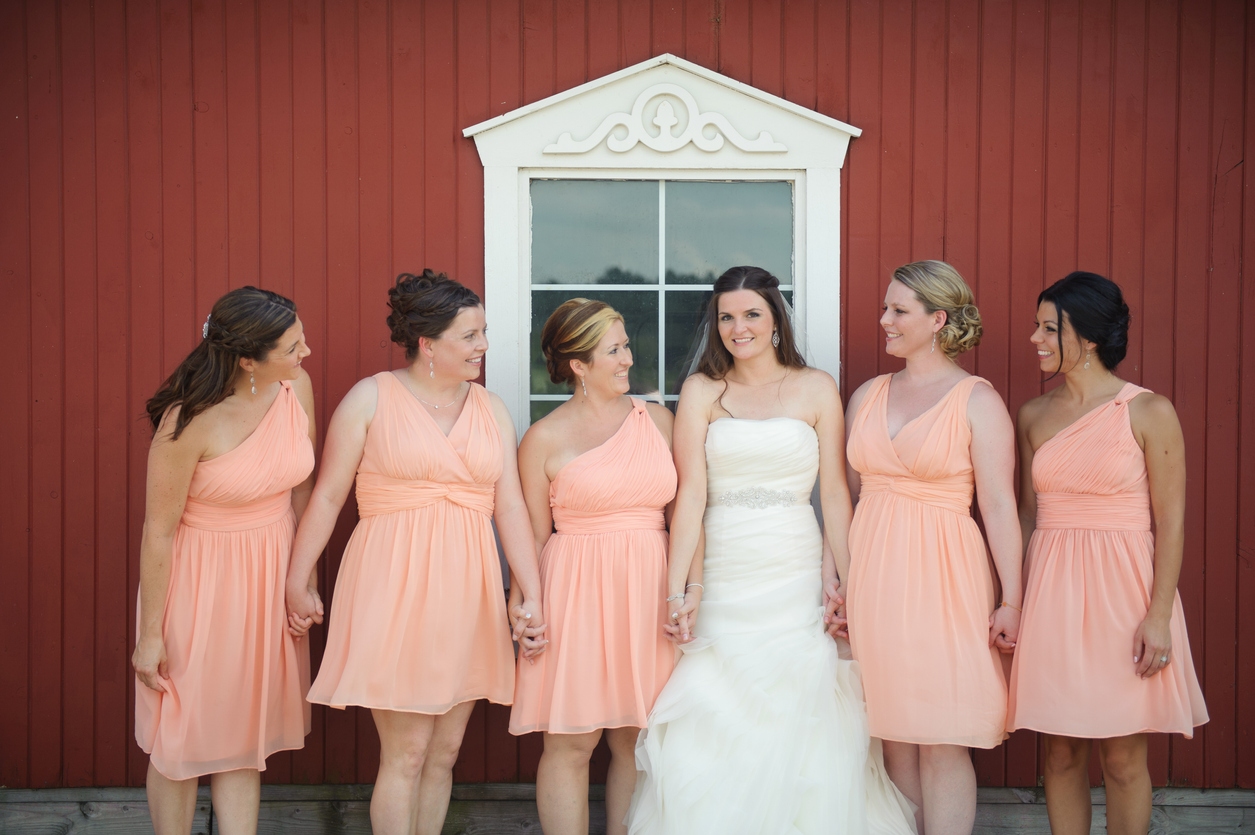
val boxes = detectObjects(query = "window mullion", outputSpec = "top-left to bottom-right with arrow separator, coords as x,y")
657,180 -> 666,400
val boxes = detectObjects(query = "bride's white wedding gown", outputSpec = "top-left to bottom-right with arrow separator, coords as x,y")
627,418 -> 917,835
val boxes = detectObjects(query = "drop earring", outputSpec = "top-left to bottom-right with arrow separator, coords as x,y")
250,372 -> 256,395
772,329 -> 780,348
429,360 -> 435,379
931,333 -> 937,354
1084,350 -> 1091,370
580,376 -> 588,397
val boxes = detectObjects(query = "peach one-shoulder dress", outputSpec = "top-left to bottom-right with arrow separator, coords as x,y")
307,373 -> 513,713
510,399 -> 677,734
135,381 -> 314,780
1007,383 -> 1208,737
846,374 -> 1007,749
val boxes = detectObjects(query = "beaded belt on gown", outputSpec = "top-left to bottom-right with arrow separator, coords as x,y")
707,486 -> 811,509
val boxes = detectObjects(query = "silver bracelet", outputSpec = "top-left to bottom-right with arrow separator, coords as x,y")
685,583 -> 704,592
666,593 -> 685,602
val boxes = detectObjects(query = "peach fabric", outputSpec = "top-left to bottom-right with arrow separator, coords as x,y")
510,399 -> 677,734
1007,383 -> 1208,737
307,374 -> 513,713
846,374 -> 1008,749
135,381 -> 314,780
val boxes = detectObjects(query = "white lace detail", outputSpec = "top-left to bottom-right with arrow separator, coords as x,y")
711,486 -> 808,509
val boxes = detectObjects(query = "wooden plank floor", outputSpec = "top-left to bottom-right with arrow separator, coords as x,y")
1,785 -> 1251,834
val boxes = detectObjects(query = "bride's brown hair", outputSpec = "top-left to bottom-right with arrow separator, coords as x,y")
695,266 -> 806,381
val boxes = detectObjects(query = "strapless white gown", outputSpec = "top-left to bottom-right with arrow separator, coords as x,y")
627,418 -> 917,835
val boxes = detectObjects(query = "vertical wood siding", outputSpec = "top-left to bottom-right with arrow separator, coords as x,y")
0,0 -> 1249,790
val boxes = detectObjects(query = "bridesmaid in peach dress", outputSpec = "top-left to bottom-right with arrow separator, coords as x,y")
134,287 -> 315,834
1008,272 -> 1207,835
284,271 -> 545,835
845,261 -> 1022,835
509,299 -> 676,835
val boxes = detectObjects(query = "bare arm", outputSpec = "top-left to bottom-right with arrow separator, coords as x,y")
289,368 -> 318,527
1015,400 -> 1041,561
284,377 -> 376,635
132,407 -> 206,692
665,377 -> 716,643
1130,392 -> 1187,678
843,379 -> 876,508
814,373 -> 855,586
969,382 -> 1022,653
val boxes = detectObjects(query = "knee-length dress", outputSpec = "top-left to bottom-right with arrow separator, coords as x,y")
846,374 -> 1007,749
135,381 -> 314,780
307,373 -> 513,713
1007,383 -> 1208,737
509,399 -> 676,735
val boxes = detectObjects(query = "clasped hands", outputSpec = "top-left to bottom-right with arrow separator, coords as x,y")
664,587 -> 701,644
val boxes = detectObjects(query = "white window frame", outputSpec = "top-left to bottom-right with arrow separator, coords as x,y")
465,55 -> 859,434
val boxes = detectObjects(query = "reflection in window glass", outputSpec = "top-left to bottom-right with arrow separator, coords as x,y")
531,180 -> 658,285
530,290 -> 660,397
665,182 -> 792,285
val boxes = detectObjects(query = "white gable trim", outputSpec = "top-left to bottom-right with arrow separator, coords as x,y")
465,55 -> 859,434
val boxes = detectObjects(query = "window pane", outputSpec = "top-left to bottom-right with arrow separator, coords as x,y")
530,290 -> 660,398
531,400 -> 564,423
532,180 -> 658,285
664,181 -> 792,284
665,290 -> 711,395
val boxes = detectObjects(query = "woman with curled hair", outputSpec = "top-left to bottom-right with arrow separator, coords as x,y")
134,287 -> 315,834
285,270 -> 546,835
508,299 -> 677,835
1007,271 -> 1207,835
844,260 -> 1021,835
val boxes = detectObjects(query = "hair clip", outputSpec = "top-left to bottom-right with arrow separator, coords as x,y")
203,314 -> 211,339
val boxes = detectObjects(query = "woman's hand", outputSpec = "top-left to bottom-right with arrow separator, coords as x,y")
132,633 -> 171,693
663,588 -> 701,644
1134,612 -> 1173,678
509,584 -> 548,661
286,580 -> 324,639
823,578 -> 848,641
988,604 -> 1020,653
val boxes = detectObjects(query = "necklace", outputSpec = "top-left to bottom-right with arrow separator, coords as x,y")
402,375 -> 466,409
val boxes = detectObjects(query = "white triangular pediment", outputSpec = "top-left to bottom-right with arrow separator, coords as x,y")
464,54 -> 860,170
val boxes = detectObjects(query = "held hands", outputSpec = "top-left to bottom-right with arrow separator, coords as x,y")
286,581 -> 325,639
1133,612 -> 1172,678
508,584 -> 548,661
822,578 -> 848,641
988,603 -> 1020,653
132,633 -> 171,694
663,587 -> 701,644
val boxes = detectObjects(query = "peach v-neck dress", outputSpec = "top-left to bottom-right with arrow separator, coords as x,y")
135,381 -> 314,780
846,374 -> 1007,749
510,399 -> 677,734
1007,383 -> 1207,738
307,373 -> 513,713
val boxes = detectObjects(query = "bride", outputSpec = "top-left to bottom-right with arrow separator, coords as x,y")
626,266 -> 916,834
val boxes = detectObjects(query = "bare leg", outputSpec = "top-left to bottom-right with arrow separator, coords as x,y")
371,708 -> 438,835
918,744 -> 976,835
1098,734 -> 1152,835
604,727 -> 643,835
536,730 -> 603,835
414,701 -> 476,835
145,761 -> 199,835
1042,734 -> 1093,835
882,740 -> 924,834
209,768 -> 261,835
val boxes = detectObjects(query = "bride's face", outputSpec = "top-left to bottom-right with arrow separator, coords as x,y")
880,280 -> 938,358
717,289 -> 776,363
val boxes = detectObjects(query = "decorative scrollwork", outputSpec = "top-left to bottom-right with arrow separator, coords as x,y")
543,83 -> 787,155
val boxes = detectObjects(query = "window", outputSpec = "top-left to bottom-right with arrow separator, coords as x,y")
528,179 -> 793,420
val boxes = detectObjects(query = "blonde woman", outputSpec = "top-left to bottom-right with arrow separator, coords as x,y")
844,261 -> 1020,835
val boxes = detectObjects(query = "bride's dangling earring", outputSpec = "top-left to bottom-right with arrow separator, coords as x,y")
772,329 -> 780,348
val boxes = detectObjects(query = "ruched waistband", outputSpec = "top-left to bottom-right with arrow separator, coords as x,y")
355,472 -> 495,518
552,506 -> 665,535
1036,491 -> 1150,531
859,472 -> 973,515
181,492 -> 292,531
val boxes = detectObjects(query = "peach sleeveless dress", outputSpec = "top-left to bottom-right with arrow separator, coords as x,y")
510,399 -> 676,734
307,374 -> 513,713
846,374 -> 1007,749
135,381 -> 314,780
1007,383 -> 1208,737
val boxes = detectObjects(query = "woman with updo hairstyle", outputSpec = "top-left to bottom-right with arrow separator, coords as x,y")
507,298 -> 677,835
134,286 -> 315,833
1008,271 -> 1207,834
844,260 -> 1021,835
285,270 -> 546,834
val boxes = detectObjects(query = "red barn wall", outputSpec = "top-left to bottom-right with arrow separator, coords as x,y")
0,0 -> 1250,790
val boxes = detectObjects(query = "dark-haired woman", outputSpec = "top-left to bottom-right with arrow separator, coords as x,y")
509,299 -> 676,835
133,287 -> 314,833
285,270 -> 545,835
844,260 -> 1021,835
1007,271 -> 1207,835
627,267 -> 915,835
